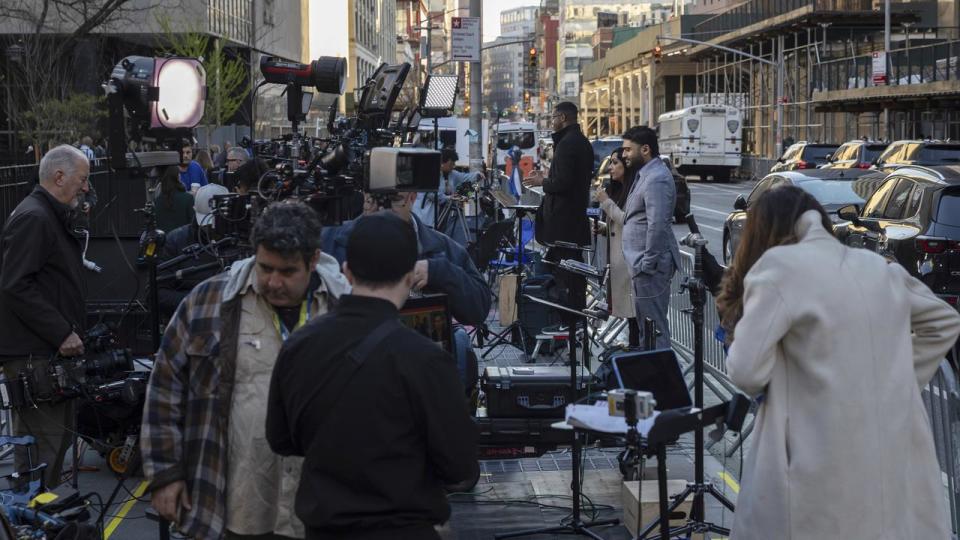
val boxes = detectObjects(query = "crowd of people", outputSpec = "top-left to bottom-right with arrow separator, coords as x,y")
0,98 -> 957,540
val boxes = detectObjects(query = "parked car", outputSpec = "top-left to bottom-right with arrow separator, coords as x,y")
871,140 -> 960,173
822,140 -> 888,169
722,171 -> 878,263
834,165 -> 960,309
769,142 -> 840,173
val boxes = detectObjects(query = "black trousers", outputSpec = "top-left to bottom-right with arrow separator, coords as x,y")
545,246 -> 586,316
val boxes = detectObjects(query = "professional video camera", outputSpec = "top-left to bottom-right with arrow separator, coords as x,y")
241,56 -> 441,227
0,324 -> 133,408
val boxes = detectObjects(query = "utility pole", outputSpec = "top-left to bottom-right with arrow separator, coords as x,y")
469,0 -> 483,173
883,0 -> 890,140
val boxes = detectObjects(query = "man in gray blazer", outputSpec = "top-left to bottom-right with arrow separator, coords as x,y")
621,126 -> 682,349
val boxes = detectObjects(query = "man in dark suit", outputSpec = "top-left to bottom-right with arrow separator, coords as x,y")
522,101 -> 593,310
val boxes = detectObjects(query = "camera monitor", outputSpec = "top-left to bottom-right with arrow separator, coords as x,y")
366,147 -> 441,193
400,294 -> 453,353
606,349 -> 692,411
357,62 -> 411,127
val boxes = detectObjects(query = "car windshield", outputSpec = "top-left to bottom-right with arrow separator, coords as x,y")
592,140 -> 623,166
801,145 -> 840,164
863,144 -> 887,163
497,131 -> 535,150
936,193 -> 960,226
917,145 -> 960,164
798,180 -> 866,207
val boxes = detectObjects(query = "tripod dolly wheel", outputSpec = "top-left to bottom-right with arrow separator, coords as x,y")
107,446 -> 141,477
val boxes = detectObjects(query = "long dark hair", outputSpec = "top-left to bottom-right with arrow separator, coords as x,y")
716,185 -> 833,342
158,165 -> 185,209
611,147 -> 639,210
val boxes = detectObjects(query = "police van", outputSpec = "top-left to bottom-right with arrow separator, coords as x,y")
658,105 -> 742,182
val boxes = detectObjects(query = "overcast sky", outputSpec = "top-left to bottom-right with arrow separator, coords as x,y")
483,0 -> 540,43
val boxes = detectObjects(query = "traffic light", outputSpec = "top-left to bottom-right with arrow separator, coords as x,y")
653,44 -> 663,63
528,47 -> 537,70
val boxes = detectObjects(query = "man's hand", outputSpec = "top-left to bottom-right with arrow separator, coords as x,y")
152,481 -> 192,524
412,260 -> 429,290
523,170 -> 544,188
58,332 -> 84,357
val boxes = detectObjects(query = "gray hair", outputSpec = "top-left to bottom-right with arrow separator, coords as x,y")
228,147 -> 249,164
38,145 -> 87,184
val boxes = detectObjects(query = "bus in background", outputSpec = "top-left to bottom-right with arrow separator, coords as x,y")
658,105 -> 741,182
416,117 -> 489,167
491,121 -> 539,171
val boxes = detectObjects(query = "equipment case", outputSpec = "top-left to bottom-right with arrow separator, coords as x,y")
481,365 -> 595,418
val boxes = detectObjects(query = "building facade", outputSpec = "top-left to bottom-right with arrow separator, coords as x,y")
0,0 -> 310,160
483,6 -> 539,117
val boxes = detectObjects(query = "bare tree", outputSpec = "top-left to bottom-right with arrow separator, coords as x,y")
0,0 -> 171,153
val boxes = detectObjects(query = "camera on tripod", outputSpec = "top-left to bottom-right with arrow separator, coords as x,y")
607,389 -> 657,421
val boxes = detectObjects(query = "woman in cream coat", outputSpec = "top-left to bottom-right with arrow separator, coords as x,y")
596,148 -> 639,345
718,185 -> 959,540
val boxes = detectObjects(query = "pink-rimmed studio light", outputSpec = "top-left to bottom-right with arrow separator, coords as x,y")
109,56 -> 206,131
152,58 -> 205,129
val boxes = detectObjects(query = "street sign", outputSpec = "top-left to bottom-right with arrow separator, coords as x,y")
872,52 -> 887,86
451,16 -> 480,62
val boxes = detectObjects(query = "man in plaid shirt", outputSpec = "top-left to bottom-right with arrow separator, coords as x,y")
141,202 -> 350,539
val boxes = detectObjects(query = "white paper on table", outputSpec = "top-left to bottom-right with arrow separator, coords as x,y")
564,401 -> 659,436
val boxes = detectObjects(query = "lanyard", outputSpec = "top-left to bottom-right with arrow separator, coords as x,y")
273,300 -> 311,342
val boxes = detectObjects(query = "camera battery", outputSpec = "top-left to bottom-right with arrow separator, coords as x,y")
481,366 -> 594,418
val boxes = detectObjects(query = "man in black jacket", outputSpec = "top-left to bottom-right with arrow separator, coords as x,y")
267,211 -> 479,540
523,101 -> 593,310
0,144 -> 90,487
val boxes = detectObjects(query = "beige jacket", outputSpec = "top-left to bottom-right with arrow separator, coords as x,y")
727,210 -> 958,540
600,197 -> 636,319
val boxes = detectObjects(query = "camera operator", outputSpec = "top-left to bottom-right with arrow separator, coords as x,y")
413,149 -> 480,242
323,191 -> 492,390
267,211 -> 479,540
0,145 -> 89,488
142,202 -> 350,540
155,183 -> 228,319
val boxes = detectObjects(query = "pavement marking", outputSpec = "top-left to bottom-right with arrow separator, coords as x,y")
104,479 -> 149,540
690,204 -> 729,217
694,222 -> 724,232
718,471 -> 741,494
689,183 -> 748,195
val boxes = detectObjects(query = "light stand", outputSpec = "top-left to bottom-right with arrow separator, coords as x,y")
495,295 -> 619,539
136,203 -> 165,352
481,205 -> 538,358
419,73 -> 459,229
636,218 -> 736,539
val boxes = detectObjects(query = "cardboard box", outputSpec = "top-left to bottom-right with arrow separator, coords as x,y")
498,274 -> 518,325
621,480 -> 694,537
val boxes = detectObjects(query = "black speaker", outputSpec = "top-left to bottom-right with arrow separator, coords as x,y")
515,274 -> 563,354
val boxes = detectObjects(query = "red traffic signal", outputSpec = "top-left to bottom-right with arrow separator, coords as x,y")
528,47 -> 537,69
653,45 -> 663,62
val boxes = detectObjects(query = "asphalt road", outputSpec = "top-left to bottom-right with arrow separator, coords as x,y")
676,176 -> 759,262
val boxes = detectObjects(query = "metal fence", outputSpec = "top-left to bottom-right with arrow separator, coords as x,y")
816,40 -> 960,92
668,250 -> 960,533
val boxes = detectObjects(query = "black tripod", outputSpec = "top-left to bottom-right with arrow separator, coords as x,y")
637,217 -> 736,539
495,295 -> 619,539
481,205 -> 538,358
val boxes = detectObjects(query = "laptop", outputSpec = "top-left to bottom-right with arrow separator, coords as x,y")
400,294 -> 454,353
607,348 -> 692,411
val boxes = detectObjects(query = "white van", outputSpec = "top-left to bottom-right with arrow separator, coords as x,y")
658,105 -> 742,182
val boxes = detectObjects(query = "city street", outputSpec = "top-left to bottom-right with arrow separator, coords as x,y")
676,177 -> 759,260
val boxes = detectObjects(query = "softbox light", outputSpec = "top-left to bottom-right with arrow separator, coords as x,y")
109,56 -> 206,131
419,74 -> 458,118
